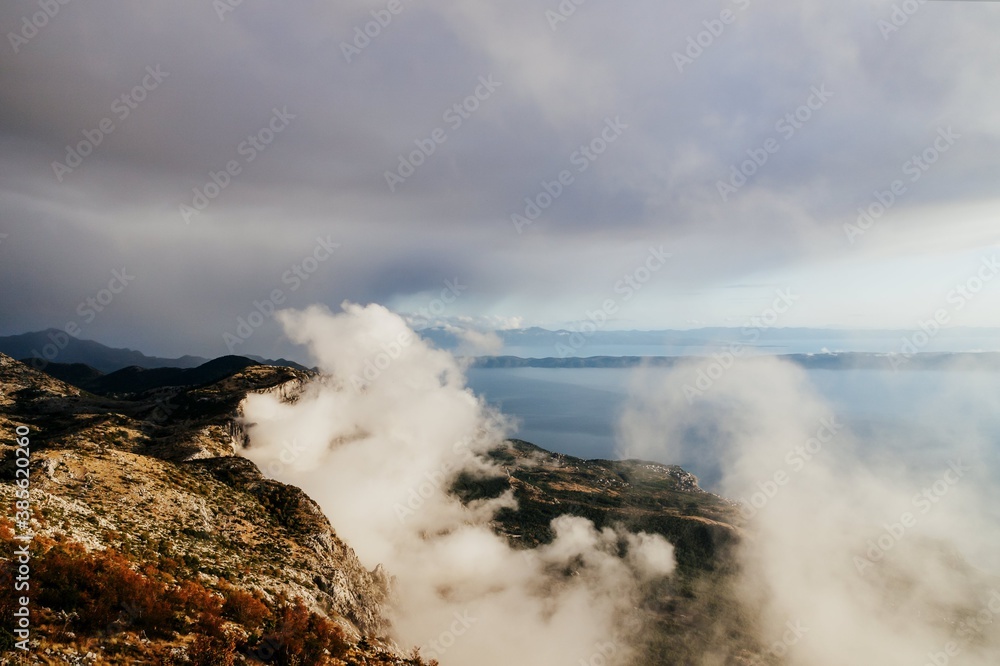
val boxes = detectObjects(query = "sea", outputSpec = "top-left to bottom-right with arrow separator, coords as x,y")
465,344 -> 1000,492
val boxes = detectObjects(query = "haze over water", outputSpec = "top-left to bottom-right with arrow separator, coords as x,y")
467,361 -> 1000,491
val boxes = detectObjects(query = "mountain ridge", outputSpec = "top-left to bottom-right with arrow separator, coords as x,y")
0,330 -> 310,374
33,355 -> 269,396
0,352 -> 420,664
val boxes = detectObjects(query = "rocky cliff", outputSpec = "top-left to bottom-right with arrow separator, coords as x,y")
0,353 -> 423,664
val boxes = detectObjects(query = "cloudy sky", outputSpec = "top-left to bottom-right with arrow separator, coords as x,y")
1,0 -> 999,358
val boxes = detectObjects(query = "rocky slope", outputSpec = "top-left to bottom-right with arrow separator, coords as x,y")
453,440 -> 774,665
0,353 -> 425,665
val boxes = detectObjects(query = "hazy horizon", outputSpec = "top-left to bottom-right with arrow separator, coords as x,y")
4,323 -> 1000,366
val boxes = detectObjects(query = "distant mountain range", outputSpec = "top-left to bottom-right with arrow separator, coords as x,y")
4,329 -> 999,392
419,325 -> 1000,352
472,351 -> 1000,371
0,329 -> 309,374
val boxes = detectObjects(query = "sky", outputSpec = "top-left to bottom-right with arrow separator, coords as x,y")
1,0 -> 999,359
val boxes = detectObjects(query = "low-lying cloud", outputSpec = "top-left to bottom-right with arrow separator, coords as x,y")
617,357 -> 1000,665
240,302 -> 675,665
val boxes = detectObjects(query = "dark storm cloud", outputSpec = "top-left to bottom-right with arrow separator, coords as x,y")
2,0 -> 999,354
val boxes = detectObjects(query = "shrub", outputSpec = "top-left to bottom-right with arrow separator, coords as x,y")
190,629 -> 239,666
174,579 -> 224,634
260,598 -> 350,665
221,584 -> 271,629
34,542 -> 175,635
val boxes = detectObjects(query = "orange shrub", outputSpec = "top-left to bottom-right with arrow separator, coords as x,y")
221,584 -> 271,629
252,598 -> 350,665
189,629 -> 239,666
174,579 -> 225,635
34,542 -> 175,635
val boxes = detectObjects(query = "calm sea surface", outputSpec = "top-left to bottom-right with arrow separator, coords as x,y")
466,365 -> 1000,490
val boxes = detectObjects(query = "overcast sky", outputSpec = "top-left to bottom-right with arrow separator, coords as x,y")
1,0 -> 999,358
